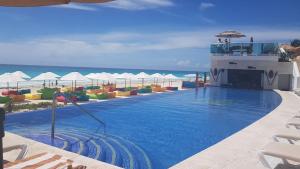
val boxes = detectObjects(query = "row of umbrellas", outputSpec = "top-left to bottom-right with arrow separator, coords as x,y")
0,71 -> 182,84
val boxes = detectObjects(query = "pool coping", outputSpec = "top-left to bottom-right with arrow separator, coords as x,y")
169,90 -> 300,169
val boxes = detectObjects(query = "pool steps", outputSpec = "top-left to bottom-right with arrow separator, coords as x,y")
14,128 -> 152,169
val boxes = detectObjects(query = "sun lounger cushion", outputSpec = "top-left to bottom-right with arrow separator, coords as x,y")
130,90 -> 138,96
138,88 -> 152,94
1,90 -> 18,96
116,91 -> 131,97
77,95 -> 89,102
9,95 -> 25,102
18,89 -> 31,95
85,86 -> 100,90
24,93 -> 42,100
86,89 -> 102,94
182,81 -> 196,88
0,96 -> 10,104
97,93 -> 109,100
87,94 -> 98,99
166,87 -> 178,91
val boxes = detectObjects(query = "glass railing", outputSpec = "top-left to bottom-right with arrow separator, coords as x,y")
210,42 -> 279,56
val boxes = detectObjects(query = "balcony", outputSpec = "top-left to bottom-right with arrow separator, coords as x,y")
210,42 -> 279,56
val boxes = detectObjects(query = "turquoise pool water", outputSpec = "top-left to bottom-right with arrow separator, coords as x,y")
5,87 -> 281,169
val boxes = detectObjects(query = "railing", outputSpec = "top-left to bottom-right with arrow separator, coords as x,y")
210,42 -> 279,56
51,91 -> 106,140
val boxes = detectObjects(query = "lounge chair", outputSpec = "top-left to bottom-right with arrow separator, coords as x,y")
286,118 -> 300,129
3,144 -> 28,161
273,128 -> 300,144
4,152 -> 86,169
4,145 -> 86,169
259,142 -> 300,169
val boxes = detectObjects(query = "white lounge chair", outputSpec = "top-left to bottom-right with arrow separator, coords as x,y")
273,128 -> 300,144
286,118 -> 300,129
3,144 -> 28,161
4,151 -> 86,169
259,142 -> 300,169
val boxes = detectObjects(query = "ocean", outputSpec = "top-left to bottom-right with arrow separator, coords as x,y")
0,64 -> 203,78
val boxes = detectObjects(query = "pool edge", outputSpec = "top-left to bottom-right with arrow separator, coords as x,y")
169,90 -> 300,169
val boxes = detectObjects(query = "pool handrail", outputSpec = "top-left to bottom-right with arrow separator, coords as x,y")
51,91 -> 106,140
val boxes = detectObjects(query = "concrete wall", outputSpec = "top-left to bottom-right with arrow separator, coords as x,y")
210,56 -> 297,90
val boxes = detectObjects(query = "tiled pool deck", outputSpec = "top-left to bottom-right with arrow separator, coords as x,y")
3,132 -> 121,169
3,90 -> 300,169
170,90 -> 300,169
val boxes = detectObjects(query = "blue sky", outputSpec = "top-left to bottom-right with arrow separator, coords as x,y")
0,0 -> 300,71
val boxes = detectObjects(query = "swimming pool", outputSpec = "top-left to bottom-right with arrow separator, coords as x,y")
5,87 -> 281,169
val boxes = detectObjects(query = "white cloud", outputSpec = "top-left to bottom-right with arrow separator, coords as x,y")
103,0 -> 174,10
199,2 -> 215,11
0,28 -> 300,66
176,60 -> 191,67
53,3 -> 97,11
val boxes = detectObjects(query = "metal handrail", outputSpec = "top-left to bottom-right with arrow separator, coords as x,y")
51,91 -> 106,140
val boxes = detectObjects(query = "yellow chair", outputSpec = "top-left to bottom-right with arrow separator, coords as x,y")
61,87 -> 72,92
24,93 -> 42,100
116,91 -> 131,97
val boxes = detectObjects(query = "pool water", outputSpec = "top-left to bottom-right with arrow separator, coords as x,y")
5,87 -> 281,169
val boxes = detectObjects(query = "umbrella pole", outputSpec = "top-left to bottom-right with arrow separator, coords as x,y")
124,79 -> 127,88
75,81 -> 77,92
17,82 -> 18,92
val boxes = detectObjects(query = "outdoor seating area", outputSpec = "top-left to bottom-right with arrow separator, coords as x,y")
0,71 -> 188,111
259,115 -> 300,168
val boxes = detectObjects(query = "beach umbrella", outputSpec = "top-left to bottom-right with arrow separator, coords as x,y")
45,72 -> 61,78
115,73 -> 136,88
32,73 -> 59,81
164,74 -> 178,87
32,72 -> 59,88
12,71 -> 31,79
0,73 -> 26,90
61,72 -> 90,90
85,73 -> 98,86
92,73 -> 113,86
135,72 -> 150,87
215,30 -> 246,39
150,73 -> 164,85
0,0 -> 113,7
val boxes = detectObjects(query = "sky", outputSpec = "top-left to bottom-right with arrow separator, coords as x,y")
0,0 -> 300,71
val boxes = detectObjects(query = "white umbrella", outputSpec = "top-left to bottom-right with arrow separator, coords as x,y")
32,72 -> 59,88
61,72 -> 90,81
0,73 -> 26,89
85,73 -> 97,79
164,74 -> 178,87
45,72 -> 61,78
115,73 -> 136,88
12,71 -> 31,79
164,74 -> 178,79
32,73 -> 58,81
150,73 -> 164,85
61,72 -> 90,90
135,72 -> 150,87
